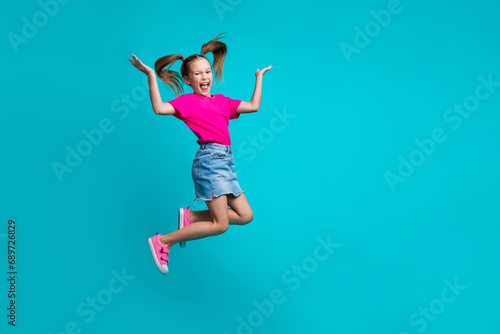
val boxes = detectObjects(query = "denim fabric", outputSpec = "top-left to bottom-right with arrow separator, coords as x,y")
192,142 -> 244,202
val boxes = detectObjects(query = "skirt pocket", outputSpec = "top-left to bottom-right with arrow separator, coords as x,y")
210,149 -> 228,159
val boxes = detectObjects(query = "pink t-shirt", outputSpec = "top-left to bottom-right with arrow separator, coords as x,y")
168,93 -> 242,146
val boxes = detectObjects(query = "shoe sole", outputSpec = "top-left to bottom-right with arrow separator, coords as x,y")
179,208 -> 186,248
148,237 -> 168,274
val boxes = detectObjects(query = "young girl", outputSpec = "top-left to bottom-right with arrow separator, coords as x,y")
129,33 -> 272,274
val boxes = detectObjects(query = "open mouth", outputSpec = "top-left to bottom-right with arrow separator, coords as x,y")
200,82 -> 209,91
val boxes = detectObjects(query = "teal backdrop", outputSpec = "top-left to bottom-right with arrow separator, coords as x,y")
2,0 -> 499,333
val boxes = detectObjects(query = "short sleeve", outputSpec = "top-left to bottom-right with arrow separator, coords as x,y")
167,94 -> 190,120
226,96 -> 242,120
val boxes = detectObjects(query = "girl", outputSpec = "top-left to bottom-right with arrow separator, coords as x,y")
128,33 -> 272,274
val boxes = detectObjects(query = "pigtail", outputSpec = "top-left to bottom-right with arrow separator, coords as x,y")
201,32 -> 228,85
155,54 -> 184,98
153,33 -> 228,97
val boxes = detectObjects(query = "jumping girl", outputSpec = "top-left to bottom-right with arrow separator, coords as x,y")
128,33 -> 272,274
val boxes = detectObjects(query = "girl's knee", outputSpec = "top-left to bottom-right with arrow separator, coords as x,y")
220,223 -> 229,234
241,211 -> 253,225
213,221 -> 229,235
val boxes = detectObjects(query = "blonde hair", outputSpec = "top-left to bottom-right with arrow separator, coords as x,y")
154,32 -> 228,97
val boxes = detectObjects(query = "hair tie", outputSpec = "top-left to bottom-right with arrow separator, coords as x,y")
182,57 -> 185,61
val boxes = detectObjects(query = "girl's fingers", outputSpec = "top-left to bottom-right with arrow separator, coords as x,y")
132,55 -> 141,63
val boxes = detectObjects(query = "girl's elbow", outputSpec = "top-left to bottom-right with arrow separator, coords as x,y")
250,104 -> 259,113
153,108 -> 166,115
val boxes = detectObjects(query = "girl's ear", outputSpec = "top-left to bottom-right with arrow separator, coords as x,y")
183,76 -> 190,85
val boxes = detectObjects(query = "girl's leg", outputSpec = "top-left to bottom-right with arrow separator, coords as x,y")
160,194 -> 230,248
191,193 -> 253,225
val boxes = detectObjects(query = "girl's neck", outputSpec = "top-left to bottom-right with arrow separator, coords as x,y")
194,93 -> 213,98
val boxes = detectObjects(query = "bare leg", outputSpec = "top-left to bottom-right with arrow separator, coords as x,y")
190,208 -> 246,225
160,194 -> 230,248
191,192 -> 253,225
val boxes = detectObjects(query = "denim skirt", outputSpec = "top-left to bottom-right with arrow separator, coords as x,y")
192,142 -> 244,202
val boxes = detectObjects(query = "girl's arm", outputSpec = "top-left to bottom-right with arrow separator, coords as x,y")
129,54 -> 177,115
237,65 -> 273,114
146,72 -> 177,115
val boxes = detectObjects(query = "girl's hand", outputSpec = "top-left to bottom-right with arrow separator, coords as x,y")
129,54 -> 154,75
255,65 -> 273,78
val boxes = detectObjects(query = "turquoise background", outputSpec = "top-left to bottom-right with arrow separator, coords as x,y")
2,0 -> 499,333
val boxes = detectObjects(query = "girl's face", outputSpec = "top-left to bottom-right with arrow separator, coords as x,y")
184,58 -> 213,97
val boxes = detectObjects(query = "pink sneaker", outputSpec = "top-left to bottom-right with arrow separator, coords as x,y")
148,233 -> 169,274
178,206 -> 194,248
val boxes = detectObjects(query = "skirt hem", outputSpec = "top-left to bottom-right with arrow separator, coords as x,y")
193,190 -> 244,202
